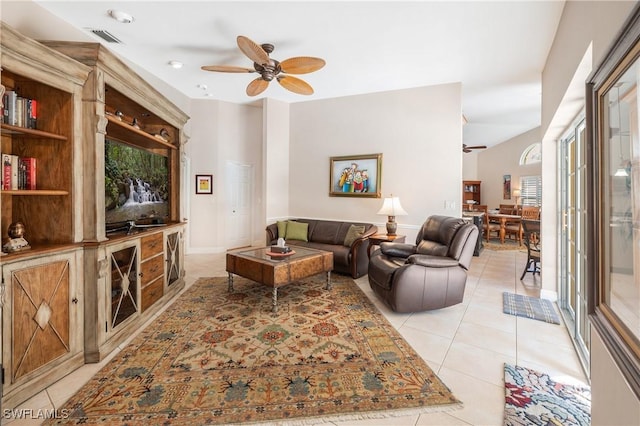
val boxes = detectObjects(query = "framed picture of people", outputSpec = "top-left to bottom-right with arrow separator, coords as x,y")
329,153 -> 382,198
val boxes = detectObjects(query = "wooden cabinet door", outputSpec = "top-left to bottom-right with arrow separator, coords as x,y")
1,250 -> 84,409
165,230 -> 182,287
10,260 -> 71,381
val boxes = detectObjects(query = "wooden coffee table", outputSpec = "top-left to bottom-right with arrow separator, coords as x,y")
226,246 -> 334,314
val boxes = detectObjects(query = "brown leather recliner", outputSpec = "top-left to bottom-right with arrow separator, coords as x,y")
368,215 -> 479,312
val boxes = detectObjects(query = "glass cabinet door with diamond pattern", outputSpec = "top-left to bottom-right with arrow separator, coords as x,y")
165,230 -> 183,288
107,241 -> 140,330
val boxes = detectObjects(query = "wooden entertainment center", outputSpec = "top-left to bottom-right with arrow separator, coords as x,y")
0,23 -> 189,408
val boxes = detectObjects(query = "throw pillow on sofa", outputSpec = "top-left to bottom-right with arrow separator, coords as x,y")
285,221 -> 309,241
277,220 -> 288,238
343,225 -> 366,246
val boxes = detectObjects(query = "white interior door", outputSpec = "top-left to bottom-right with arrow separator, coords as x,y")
226,161 -> 253,249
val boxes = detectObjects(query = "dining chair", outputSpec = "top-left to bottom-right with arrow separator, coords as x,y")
499,204 -> 516,215
505,205 -> 539,245
476,205 -> 500,242
504,220 -> 522,244
520,219 -> 541,279
521,206 -> 540,220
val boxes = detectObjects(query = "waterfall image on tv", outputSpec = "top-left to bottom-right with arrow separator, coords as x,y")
105,139 -> 169,224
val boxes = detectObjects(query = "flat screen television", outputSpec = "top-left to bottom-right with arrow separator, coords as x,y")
105,138 -> 169,226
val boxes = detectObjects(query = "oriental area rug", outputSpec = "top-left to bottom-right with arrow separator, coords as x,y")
47,275 -> 461,425
504,363 -> 591,426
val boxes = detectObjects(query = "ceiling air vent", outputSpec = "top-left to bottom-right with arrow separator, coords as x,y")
87,29 -> 122,44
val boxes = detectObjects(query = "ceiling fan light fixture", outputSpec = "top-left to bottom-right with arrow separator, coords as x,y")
108,9 -> 134,24
202,35 -> 325,96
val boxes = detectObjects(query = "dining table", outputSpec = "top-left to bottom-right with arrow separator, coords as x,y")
487,211 -> 521,243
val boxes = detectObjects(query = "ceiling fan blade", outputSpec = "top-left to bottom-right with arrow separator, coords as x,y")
237,35 -> 270,65
277,75 -> 314,95
462,144 -> 487,152
280,57 -> 326,74
201,65 -> 255,73
246,77 -> 269,96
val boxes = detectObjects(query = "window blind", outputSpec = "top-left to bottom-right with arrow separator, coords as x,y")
520,175 -> 541,206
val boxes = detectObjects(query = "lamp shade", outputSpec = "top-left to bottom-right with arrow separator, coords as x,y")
377,197 -> 408,216
615,167 -> 629,177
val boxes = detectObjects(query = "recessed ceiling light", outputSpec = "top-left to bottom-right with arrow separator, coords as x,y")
108,9 -> 134,24
168,60 -> 183,69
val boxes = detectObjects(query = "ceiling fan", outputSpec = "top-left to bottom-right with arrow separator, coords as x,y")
201,35 -> 326,97
463,144 -> 487,153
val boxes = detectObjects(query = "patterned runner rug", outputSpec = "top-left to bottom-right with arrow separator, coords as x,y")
504,364 -> 591,426
47,275 -> 461,425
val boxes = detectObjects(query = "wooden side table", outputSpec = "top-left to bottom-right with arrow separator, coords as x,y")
367,234 -> 406,258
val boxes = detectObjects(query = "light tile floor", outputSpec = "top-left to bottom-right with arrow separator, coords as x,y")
3,247 -> 588,425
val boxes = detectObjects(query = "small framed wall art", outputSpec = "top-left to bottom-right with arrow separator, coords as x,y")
329,153 -> 382,198
195,174 -> 213,194
503,174 -> 511,199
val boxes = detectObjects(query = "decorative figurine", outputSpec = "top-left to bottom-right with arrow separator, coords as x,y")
3,221 -> 31,253
154,128 -> 170,142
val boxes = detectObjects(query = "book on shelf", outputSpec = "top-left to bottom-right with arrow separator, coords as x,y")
16,97 -> 24,127
1,91 -> 37,129
11,154 -> 19,190
20,157 -> 36,190
3,91 -> 17,126
2,153 -> 11,190
27,99 -> 37,129
0,154 -> 37,190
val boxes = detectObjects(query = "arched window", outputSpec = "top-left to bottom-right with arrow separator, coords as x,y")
519,142 -> 542,165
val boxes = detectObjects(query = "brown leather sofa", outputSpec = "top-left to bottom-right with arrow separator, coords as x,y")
368,215 -> 478,312
266,219 -> 377,278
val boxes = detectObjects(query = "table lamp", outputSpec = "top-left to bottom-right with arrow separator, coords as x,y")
513,189 -> 521,208
377,195 -> 408,236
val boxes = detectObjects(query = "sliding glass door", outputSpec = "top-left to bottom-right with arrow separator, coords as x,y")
559,117 -> 590,375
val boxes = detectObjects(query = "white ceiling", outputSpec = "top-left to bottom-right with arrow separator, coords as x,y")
2,1 -> 565,148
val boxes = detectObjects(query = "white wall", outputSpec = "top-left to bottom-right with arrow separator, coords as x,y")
289,84 -> 463,242
477,127 -> 542,210
591,330 -> 640,425
541,1 -> 640,422
462,150 -> 479,180
263,98 -> 291,227
186,99 -> 263,252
